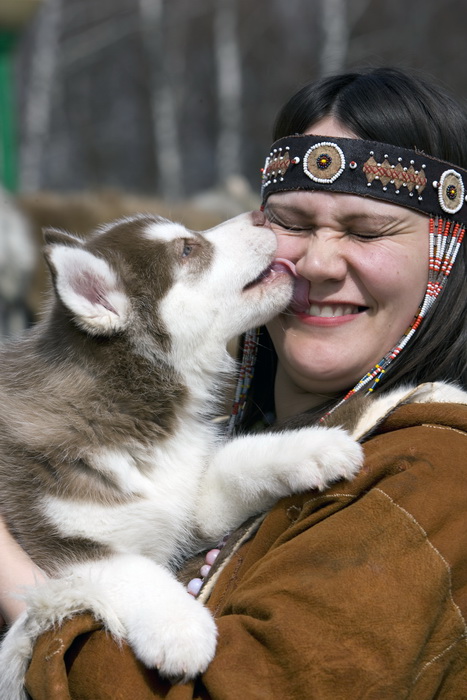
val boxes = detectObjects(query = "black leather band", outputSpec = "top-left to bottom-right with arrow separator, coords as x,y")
261,134 -> 467,225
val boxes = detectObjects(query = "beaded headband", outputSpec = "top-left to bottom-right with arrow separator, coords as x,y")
260,134 -> 467,222
228,135 -> 466,433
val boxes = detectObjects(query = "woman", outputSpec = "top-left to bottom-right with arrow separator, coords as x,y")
3,67 -> 467,698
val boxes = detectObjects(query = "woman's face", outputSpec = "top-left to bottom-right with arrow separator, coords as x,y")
265,117 -> 429,415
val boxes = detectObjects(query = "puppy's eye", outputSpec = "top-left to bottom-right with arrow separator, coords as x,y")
182,242 -> 193,257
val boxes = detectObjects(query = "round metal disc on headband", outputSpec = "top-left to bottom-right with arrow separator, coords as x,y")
438,169 -> 465,214
303,142 -> 345,184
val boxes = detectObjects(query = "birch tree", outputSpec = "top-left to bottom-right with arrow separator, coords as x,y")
138,0 -> 183,201
319,0 -> 348,77
214,0 -> 242,183
20,0 -> 62,192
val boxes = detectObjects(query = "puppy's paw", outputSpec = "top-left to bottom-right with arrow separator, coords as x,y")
128,594 -> 218,680
312,428 -> 364,489
283,427 -> 364,492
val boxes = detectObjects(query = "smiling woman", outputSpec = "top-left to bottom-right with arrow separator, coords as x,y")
239,69 -> 467,426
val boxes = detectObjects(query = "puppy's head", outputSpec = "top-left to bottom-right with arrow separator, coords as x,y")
43,212 -> 294,362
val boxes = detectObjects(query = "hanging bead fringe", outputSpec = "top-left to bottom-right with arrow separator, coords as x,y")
227,327 -> 260,436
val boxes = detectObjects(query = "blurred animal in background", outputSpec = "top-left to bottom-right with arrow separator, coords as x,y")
0,186 -> 37,341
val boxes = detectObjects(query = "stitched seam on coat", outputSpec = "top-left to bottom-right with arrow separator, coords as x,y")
413,634 -> 467,683
421,423 -> 467,437
44,638 -> 65,662
212,554 -> 244,618
301,493 -> 355,509
374,488 -> 467,681
287,494 -> 355,523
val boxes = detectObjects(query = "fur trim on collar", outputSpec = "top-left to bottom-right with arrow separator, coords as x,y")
352,382 -> 467,442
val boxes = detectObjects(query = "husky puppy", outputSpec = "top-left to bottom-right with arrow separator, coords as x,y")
0,212 -> 362,696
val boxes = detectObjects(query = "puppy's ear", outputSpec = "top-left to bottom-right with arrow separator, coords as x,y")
44,235 -> 130,336
43,227 -> 84,247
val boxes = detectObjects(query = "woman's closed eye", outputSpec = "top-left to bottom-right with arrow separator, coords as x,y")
266,211 -> 313,234
347,229 -> 386,240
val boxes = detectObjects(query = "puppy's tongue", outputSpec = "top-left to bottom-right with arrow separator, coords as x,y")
290,274 -> 310,311
269,260 -> 310,310
270,258 -> 297,276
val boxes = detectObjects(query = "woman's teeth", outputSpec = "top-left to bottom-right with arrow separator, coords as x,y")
308,304 -> 359,318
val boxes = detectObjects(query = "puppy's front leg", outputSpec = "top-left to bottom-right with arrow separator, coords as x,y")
196,427 -> 363,540
0,553 -> 217,693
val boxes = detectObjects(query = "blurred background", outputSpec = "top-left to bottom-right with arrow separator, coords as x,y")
1,0 -> 467,337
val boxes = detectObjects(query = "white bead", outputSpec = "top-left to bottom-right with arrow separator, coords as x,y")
187,578 -> 203,596
205,549 -> 221,565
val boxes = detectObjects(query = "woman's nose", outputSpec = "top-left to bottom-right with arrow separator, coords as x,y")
295,233 -> 348,283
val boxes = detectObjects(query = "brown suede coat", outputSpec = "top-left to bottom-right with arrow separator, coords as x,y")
24,394 -> 467,699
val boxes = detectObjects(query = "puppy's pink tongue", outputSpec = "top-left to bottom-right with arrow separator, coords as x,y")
291,275 -> 310,310
270,258 -> 297,276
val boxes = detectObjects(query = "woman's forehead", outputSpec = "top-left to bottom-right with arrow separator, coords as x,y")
265,190 -> 428,224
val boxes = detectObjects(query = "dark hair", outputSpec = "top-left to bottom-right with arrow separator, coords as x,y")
242,67 -> 467,430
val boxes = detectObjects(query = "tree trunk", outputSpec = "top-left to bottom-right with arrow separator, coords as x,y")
214,0 -> 242,183
138,0 -> 183,201
319,0 -> 348,77
19,0 -> 61,192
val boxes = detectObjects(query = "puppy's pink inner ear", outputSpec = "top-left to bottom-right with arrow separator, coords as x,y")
71,270 -> 118,315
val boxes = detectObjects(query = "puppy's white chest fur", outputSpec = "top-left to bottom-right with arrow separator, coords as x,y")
44,423 -> 212,564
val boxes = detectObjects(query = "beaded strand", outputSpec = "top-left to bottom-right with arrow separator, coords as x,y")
227,327 -> 261,436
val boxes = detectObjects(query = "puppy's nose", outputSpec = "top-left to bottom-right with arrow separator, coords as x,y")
251,210 -> 266,226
